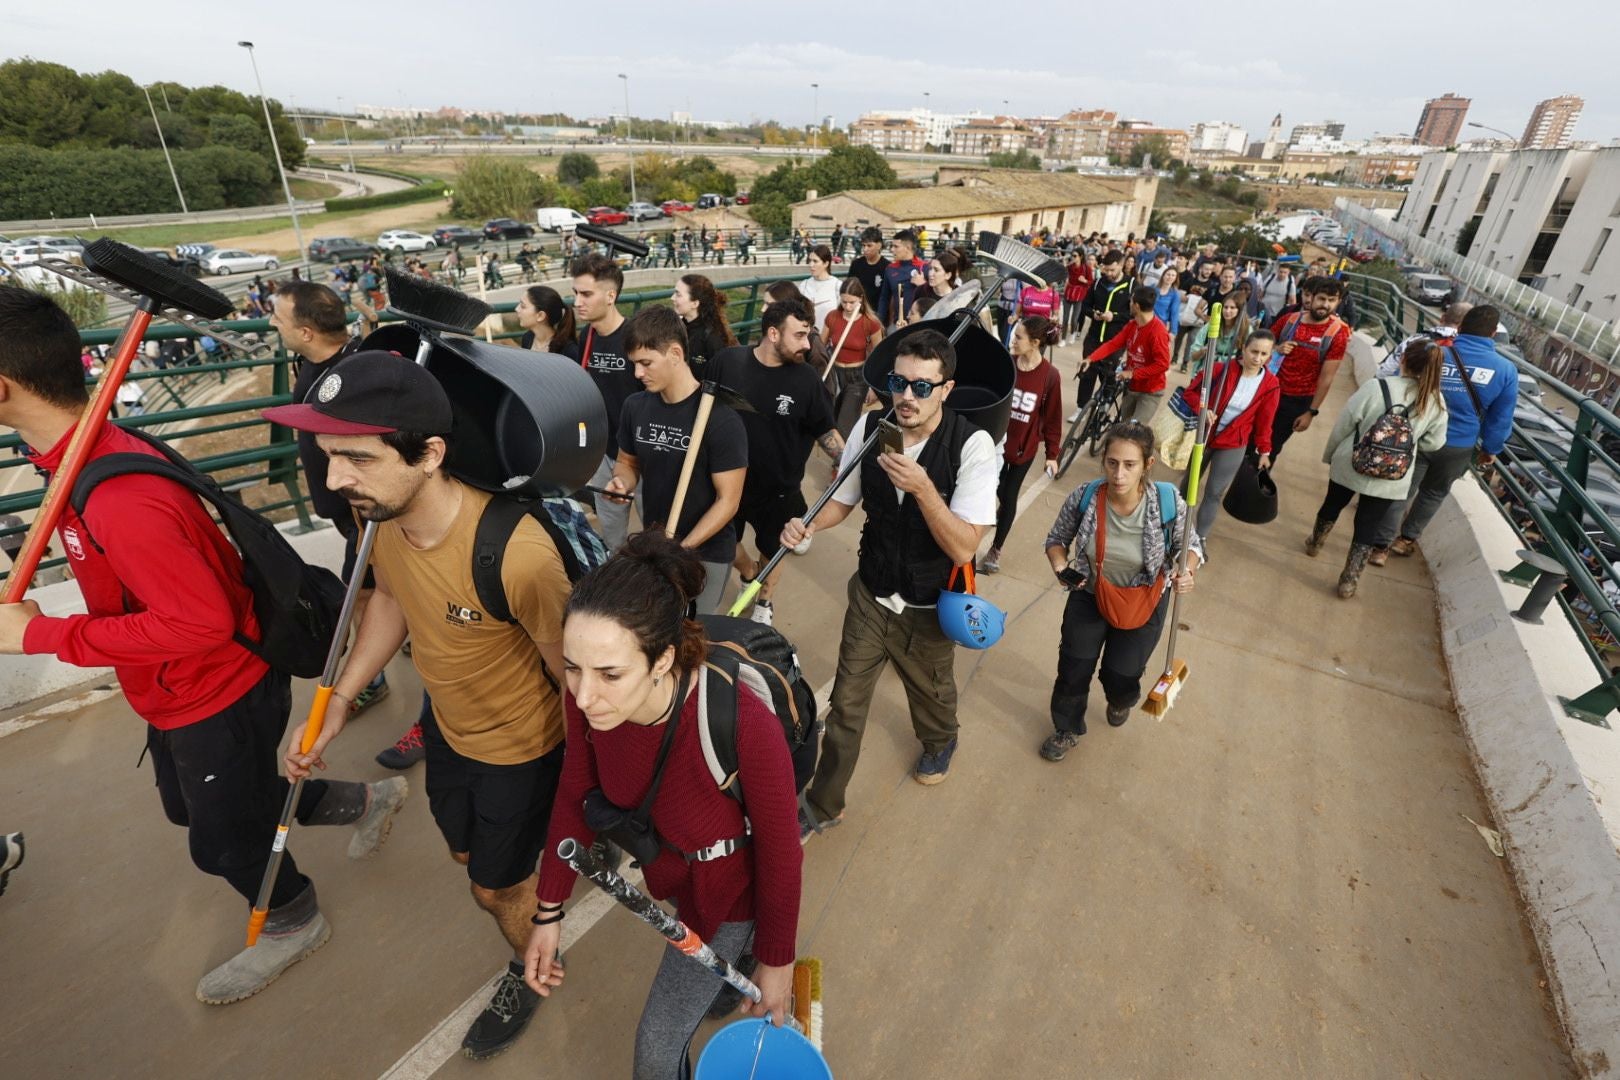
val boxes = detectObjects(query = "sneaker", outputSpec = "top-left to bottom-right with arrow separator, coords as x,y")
705,952 -> 759,1019
376,721 -> 425,770
797,805 -> 843,844
913,737 -> 958,785
196,910 -> 330,1005
461,962 -> 541,1060
348,777 -> 408,859
1106,703 -> 1131,727
1040,731 -> 1080,762
347,675 -> 389,719
0,832 -> 24,897
1389,537 -> 1418,557
1067,408 -> 1081,423
980,547 -> 1001,574
750,599 -> 774,626
791,534 -> 813,555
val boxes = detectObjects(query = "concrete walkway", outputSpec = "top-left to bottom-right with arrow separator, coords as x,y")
0,346 -> 1573,1078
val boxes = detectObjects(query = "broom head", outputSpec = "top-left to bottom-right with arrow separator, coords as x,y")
792,956 -> 824,1050
575,222 -> 651,259
80,238 -> 235,319
1140,658 -> 1189,719
975,231 -> 1065,288
384,266 -> 492,335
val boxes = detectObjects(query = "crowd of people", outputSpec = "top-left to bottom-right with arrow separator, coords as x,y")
0,217 -> 1527,1076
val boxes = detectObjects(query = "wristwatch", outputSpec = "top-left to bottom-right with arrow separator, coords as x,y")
1307,407 -> 1321,416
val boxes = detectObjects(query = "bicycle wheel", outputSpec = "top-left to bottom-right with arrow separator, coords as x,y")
1055,411 -> 1087,479
1086,390 -> 1120,457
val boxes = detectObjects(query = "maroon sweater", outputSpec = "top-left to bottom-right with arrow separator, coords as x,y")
1004,359 -> 1064,466
537,684 -> 802,965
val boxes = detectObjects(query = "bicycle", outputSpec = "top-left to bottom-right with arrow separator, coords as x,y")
1054,367 -> 1126,479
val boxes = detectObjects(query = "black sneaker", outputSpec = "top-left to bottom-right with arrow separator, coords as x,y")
705,952 -> 758,1020
1106,704 -> 1132,727
1040,731 -> 1080,762
461,962 -> 541,1060
376,721 -> 425,770
0,832 -> 23,897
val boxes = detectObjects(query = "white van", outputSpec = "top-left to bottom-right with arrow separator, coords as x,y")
536,207 -> 588,233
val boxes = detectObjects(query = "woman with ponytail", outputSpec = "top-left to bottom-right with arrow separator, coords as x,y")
525,532 -> 802,1076
515,285 -> 579,358
671,273 -> 736,372
982,315 -> 1065,574
1306,339 -> 1449,598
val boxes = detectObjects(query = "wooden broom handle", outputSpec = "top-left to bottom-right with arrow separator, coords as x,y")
665,388 -> 716,538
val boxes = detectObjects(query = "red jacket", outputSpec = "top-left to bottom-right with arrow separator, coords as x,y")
1064,262 -> 1094,303
1184,361 -> 1282,454
1004,359 -> 1064,466
537,686 -> 802,966
1090,316 -> 1171,394
22,421 -> 268,729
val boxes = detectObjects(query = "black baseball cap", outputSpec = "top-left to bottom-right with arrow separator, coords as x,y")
262,350 -> 452,435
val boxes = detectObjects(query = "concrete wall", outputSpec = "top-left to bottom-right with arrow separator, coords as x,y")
1398,151 -> 1454,228
1539,146 -> 1620,322
1426,476 -> 1620,1077
1433,151 -> 1508,252
1472,149 -> 1593,279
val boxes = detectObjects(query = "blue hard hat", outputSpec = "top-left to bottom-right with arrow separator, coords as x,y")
937,564 -> 1006,649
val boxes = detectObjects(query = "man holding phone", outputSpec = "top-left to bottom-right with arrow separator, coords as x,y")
781,330 -> 999,835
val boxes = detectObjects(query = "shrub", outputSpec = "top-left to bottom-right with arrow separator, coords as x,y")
326,181 -> 447,212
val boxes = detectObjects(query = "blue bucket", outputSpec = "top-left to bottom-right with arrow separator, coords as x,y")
696,1018 -> 832,1079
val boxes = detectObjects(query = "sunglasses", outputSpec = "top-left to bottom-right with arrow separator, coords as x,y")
886,373 -> 948,399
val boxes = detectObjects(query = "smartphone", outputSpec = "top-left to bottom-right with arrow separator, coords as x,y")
1057,567 -> 1086,590
877,418 -> 904,456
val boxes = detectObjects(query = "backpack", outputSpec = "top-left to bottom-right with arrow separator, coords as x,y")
1271,312 -> 1346,375
470,495 -> 609,623
69,428 -> 345,679
1350,379 -> 1415,480
694,613 -> 820,810
1077,480 -> 1179,550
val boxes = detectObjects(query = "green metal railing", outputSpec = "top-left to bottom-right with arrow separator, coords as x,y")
1,273 -> 805,584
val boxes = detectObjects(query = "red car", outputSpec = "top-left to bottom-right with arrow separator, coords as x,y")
660,199 -> 694,214
734,192 -> 751,205
587,206 -> 629,226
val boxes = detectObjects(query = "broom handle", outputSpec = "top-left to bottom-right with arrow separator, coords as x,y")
823,314 -> 858,388
1157,304 -> 1223,668
3,299 -> 156,602
666,388 -> 716,539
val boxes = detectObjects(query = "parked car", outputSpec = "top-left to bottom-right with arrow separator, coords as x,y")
203,249 -> 280,275
14,235 -> 84,257
1398,262 -> 1427,278
308,237 -> 378,262
1518,372 -> 1544,402
1347,247 -> 1377,263
586,206 -> 630,226
483,218 -> 535,240
696,193 -> 727,210
659,199 -> 694,214
377,230 -> 436,252
536,207 -> 588,233
0,244 -> 61,267
1406,273 -> 1452,305
734,192 -> 751,205
624,202 -> 663,222
142,248 -> 203,277
430,225 -> 483,247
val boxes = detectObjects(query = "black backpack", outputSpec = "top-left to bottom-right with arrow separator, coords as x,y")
694,613 -> 820,809
69,428 -> 345,679
470,495 -> 609,621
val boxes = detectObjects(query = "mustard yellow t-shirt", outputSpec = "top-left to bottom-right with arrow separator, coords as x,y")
370,484 -> 568,764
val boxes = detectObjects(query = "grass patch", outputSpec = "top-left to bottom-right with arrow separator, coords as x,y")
289,177 -> 342,200
1159,207 -> 1250,234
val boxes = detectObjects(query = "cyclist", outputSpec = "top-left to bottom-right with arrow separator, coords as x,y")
1072,252 -> 1132,417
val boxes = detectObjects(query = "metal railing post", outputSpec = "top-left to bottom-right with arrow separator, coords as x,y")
268,350 -> 315,531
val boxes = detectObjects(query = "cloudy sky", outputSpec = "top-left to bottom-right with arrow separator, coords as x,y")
7,1 -> 1615,146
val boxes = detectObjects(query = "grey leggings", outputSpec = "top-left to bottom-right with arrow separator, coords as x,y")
633,918 -> 755,1079
696,560 -> 731,615
1192,447 -> 1247,537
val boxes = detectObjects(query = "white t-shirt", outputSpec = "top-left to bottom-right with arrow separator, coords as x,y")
832,412 -> 999,612
798,275 -> 841,331
1216,372 -> 1263,433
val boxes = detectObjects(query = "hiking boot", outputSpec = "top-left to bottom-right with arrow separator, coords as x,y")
980,547 -> 1002,574
797,804 -> 842,844
1304,516 -> 1335,557
346,674 -> 389,719
1389,536 -> 1418,557
1106,703 -> 1132,727
750,599 -> 774,627
461,962 -> 541,1060
1338,543 -> 1373,599
1368,547 -> 1389,568
348,777 -> 408,860
0,832 -> 24,897
706,952 -> 759,1020
376,721 -> 425,770
913,737 -> 958,785
1039,731 -> 1080,762
197,886 -> 328,1005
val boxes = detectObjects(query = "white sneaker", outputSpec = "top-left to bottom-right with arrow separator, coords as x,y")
1067,409 -> 1081,423
750,600 -> 774,626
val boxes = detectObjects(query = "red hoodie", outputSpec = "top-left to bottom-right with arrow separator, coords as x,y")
1089,316 -> 1171,394
22,421 -> 269,729
1183,361 -> 1282,454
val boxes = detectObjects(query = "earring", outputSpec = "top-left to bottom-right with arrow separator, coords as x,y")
653,675 -> 660,687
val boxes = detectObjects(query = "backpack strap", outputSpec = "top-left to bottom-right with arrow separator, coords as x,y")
1445,346 -> 1487,420
1154,481 -> 1178,551
696,661 -> 740,798
471,496 -> 530,625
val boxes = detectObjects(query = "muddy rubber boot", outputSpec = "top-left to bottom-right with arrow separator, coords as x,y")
197,884 -> 329,1005
1337,543 -> 1373,599
1304,516 -> 1336,557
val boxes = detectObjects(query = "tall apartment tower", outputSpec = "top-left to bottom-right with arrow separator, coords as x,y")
1415,93 -> 1470,146
1521,95 -> 1584,149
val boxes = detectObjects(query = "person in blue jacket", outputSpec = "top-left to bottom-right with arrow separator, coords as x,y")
1387,305 -> 1518,558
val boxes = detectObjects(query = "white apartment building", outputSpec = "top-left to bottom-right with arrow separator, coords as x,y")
1536,147 -> 1620,323
1189,121 -> 1248,155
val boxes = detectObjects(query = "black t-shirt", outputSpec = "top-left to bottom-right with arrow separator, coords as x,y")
685,320 -> 730,374
580,320 -> 639,457
848,256 -> 889,313
616,388 -> 748,563
289,338 -> 362,522
710,345 -> 835,506
517,331 -> 581,361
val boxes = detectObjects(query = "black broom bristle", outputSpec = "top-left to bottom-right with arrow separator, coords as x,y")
384,267 -> 492,334
79,238 -> 235,319
574,222 -> 650,259
976,231 -> 1066,288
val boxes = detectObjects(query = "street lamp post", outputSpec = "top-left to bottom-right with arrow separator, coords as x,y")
1466,121 -> 1519,148
811,83 -> 819,151
238,41 -> 306,264
141,83 -> 188,215
618,73 -> 637,204
337,95 -> 358,174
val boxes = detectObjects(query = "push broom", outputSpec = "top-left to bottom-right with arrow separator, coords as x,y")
3,239 -> 238,602
727,230 -> 1063,617
1141,301 -> 1229,719
246,268 -> 492,945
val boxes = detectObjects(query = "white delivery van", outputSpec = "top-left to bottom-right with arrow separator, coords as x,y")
536,207 -> 588,233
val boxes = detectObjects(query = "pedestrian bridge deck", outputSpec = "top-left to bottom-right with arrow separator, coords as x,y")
0,347 -> 1574,1079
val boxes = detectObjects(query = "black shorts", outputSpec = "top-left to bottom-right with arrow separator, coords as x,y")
334,515 -> 376,590
420,706 -> 564,890
732,488 -> 808,555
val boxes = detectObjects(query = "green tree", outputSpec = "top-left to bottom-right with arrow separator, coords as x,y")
1132,134 -> 1177,168
206,113 -> 268,157
450,156 -> 548,219
0,60 -> 94,146
557,151 -> 599,185
580,177 -> 629,207
987,148 -> 1042,170
1455,217 -> 1480,256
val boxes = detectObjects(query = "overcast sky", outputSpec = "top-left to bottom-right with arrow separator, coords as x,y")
7,1 -> 1616,146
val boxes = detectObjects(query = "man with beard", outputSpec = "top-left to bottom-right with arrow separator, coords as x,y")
1268,276 -> 1351,460
710,300 -> 842,625
268,354 -> 575,1060
783,329 -> 999,834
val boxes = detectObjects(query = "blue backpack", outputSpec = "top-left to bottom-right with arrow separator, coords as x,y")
471,496 -> 609,623
1077,480 -> 1179,550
